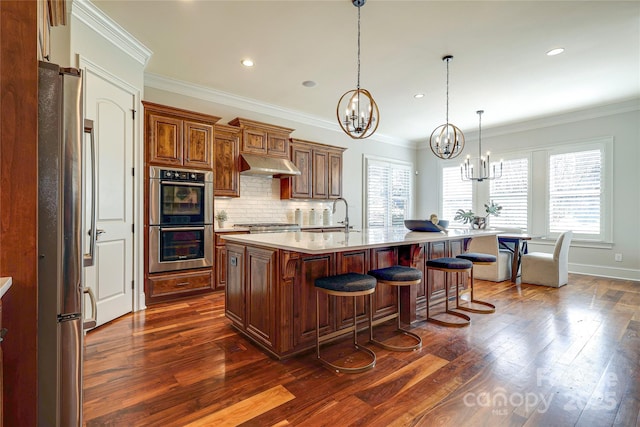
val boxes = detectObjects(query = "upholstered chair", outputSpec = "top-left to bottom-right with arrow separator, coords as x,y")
466,235 -> 512,282
521,231 -> 573,287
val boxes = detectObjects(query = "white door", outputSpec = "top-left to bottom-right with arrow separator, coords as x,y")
83,64 -> 135,328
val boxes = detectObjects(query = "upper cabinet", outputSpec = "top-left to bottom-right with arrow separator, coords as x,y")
228,117 -> 294,158
213,124 -> 241,197
143,101 -> 220,170
281,139 -> 346,200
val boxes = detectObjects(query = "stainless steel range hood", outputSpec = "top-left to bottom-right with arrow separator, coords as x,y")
239,153 -> 301,177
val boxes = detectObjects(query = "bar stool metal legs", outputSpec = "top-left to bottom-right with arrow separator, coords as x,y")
426,258 -> 472,327
315,273 -> 377,374
368,266 -> 422,351
456,253 -> 497,314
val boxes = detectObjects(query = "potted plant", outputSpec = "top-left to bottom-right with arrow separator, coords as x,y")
214,210 -> 228,228
454,201 -> 502,229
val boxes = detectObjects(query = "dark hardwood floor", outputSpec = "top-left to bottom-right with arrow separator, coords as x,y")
83,274 -> 640,426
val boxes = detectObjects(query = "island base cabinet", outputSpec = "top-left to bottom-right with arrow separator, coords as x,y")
245,247 -> 277,350
225,243 -> 245,326
293,254 -> 334,349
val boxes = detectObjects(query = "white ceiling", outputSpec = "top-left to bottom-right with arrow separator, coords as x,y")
92,0 -> 640,145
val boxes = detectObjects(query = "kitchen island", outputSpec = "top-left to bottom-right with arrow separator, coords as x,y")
222,228 -> 500,359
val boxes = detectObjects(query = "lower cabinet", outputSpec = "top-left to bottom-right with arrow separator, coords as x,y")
225,244 -> 277,351
147,269 -> 213,303
214,231 -> 249,290
425,239 -> 466,306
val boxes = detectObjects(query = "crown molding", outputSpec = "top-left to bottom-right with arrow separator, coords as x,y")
144,72 -> 414,149
417,98 -> 640,150
71,0 -> 152,66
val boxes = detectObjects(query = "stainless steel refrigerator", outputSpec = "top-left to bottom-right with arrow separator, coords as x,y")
38,61 -> 97,427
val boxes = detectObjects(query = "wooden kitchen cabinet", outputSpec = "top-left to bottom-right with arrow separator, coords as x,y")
281,139 -> 346,200
225,243 -> 278,351
143,101 -> 220,170
213,124 -> 240,197
227,117 -> 294,158
147,269 -> 213,303
214,231 -> 248,290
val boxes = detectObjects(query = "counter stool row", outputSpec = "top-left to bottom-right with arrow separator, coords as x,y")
315,253 -> 497,373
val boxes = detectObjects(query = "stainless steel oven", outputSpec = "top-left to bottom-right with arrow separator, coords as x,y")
148,224 -> 213,273
149,166 -> 214,273
149,166 -> 213,226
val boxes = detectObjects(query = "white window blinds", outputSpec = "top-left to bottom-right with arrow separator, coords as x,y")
549,149 -> 602,235
490,157 -> 529,231
365,157 -> 412,228
442,166 -> 472,224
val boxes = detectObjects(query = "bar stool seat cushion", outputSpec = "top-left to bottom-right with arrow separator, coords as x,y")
457,253 -> 497,263
368,266 -> 422,282
315,273 -> 376,293
427,257 -> 473,270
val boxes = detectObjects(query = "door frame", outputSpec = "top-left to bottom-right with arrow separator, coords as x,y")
79,55 -> 145,312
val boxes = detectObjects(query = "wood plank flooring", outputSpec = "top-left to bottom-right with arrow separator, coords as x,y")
83,274 -> 640,426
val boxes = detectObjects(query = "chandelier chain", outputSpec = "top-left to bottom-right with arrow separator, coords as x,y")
445,57 -> 450,125
357,5 -> 361,90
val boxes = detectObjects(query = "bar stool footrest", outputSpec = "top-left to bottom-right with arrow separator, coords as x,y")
457,299 -> 496,314
317,344 -> 376,374
370,328 -> 422,352
427,310 -> 471,327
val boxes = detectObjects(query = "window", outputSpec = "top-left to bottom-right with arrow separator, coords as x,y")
438,137 -> 612,242
442,165 -> 472,225
489,157 -> 529,231
548,148 -> 603,236
364,156 -> 412,228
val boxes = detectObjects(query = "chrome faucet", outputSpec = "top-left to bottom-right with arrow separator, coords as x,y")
332,197 -> 349,233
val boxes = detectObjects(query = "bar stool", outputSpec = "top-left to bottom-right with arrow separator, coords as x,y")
367,266 -> 423,352
425,257 -> 472,327
315,272 -> 377,373
456,252 -> 497,314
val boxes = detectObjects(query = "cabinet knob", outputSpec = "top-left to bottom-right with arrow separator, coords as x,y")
0,328 -> 7,343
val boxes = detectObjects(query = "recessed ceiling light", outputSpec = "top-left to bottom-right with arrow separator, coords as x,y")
414,93 -> 425,99
241,59 -> 254,67
302,80 -> 317,88
546,48 -> 565,56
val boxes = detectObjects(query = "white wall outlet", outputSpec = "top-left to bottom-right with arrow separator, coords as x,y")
614,253 -> 623,262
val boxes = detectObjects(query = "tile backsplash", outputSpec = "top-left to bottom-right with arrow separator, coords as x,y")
214,175 -> 333,225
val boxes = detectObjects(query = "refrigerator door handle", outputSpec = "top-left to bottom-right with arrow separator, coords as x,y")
83,286 -> 97,330
83,119 -> 97,267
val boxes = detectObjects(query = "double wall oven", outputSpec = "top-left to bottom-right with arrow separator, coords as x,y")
149,166 -> 213,273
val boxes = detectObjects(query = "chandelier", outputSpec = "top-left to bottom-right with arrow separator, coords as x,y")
336,0 -> 379,139
429,55 -> 464,159
461,110 -> 503,182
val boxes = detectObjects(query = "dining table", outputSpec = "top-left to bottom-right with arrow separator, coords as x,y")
498,233 -> 534,283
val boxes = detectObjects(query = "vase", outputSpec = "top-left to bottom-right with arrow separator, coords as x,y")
471,216 -> 486,230
217,220 -> 225,229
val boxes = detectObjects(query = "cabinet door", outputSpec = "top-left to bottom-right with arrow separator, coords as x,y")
370,247 -> 398,319
214,129 -> 240,197
293,254 -> 333,348
328,150 -> 343,199
290,144 -> 312,199
148,113 -> 183,166
215,246 -> 227,290
427,241 -> 447,303
267,131 -> 289,157
225,243 -> 245,326
183,120 -> 213,169
241,128 -> 267,154
312,149 -> 329,199
245,247 -> 277,349
335,250 -> 370,330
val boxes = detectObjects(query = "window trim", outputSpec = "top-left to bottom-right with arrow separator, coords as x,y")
544,138 -> 613,242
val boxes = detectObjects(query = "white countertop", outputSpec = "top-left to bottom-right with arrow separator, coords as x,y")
221,227 -> 501,254
0,276 -> 12,299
